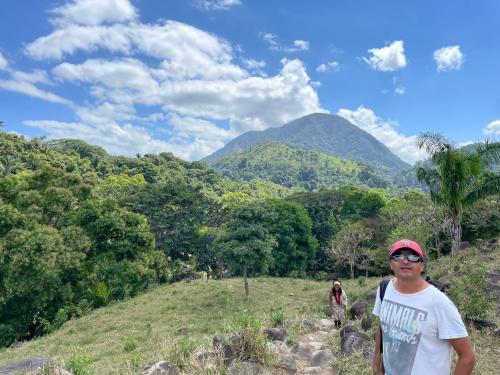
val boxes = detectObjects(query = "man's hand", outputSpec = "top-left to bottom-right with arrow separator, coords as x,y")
450,337 -> 475,375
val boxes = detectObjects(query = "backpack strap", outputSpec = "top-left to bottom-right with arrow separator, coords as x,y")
379,278 -> 390,302
377,278 -> 390,362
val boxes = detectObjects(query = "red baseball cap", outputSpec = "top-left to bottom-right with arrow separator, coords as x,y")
389,239 -> 424,258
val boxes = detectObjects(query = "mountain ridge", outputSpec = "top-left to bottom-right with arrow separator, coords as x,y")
203,113 -> 410,176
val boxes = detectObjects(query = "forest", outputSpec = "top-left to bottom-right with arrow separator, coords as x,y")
0,130 -> 499,347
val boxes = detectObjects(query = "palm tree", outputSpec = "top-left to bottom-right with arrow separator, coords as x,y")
417,133 -> 500,256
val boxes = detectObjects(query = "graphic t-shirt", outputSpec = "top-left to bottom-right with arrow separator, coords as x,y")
373,280 -> 468,375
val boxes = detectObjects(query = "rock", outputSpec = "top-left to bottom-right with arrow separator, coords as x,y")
478,238 -> 499,252
289,293 -> 294,296
339,324 -> 357,339
142,361 -> 179,375
227,362 -> 271,375
310,349 -> 334,368
281,354 -> 297,374
213,334 -> 242,362
318,319 -> 336,331
195,351 -> 217,366
263,327 -> 287,342
0,357 -> 58,375
266,341 -> 290,357
292,342 -> 323,360
365,291 -> 377,302
341,332 -> 370,356
361,317 -> 373,331
464,318 -> 496,330
350,301 -> 368,319
458,241 -> 471,250
304,366 -> 336,375
302,319 -> 320,332
176,327 -> 189,335
425,276 -> 450,292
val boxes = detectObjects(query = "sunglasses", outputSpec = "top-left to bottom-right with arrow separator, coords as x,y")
390,254 -> 423,263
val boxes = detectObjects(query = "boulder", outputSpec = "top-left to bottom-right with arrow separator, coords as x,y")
365,291 -> 377,302
341,332 -> 370,356
265,341 -> 290,357
302,319 -> 320,332
425,276 -> 450,293
309,349 -> 334,368
350,302 -> 368,319
281,354 -> 297,374
0,357 -> 70,375
291,342 -> 323,360
227,362 -> 271,375
175,327 -> 189,335
263,327 -> 287,342
464,318 -> 496,330
213,334 -> 242,362
142,361 -> 179,375
339,324 -> 357,339
304,366 -> 336,375
195,351 -> 217,366
361,317 -> 373,331
458,241 -> 471,250
318,319 -> 336,332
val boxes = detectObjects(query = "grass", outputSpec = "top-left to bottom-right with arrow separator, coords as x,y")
0,246 -> 497,374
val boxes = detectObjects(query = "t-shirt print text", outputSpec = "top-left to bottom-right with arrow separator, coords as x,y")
380,300 -> 428,375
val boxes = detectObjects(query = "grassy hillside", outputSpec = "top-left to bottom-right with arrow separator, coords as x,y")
0,247 -> 498,374
209,142 -> 391,190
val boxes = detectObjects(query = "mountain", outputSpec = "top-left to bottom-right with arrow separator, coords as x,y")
203,113 -> 410,176
210,141 -> 391,190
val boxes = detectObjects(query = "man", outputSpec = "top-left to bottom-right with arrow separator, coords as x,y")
372,239 -> 476,375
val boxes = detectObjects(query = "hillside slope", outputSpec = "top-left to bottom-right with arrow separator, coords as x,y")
0,246 -> 498,374
210,141 -> 391,190
203,113 -> 410,177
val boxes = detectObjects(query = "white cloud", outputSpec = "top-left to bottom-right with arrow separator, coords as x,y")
483,120 -> 500,135
260,33 -> 310,53
395,86 -> 405,95
195,0 -> 241,11
433,45 -> 464,72
0,51 -> 8,70
337,106 -> 427,164
19,4 -> 323,160
50,0 -> 137,26
293,40 -> 310,51
316,61 -> 340,72
363,40 -> 407,72
0,76 -> 70,105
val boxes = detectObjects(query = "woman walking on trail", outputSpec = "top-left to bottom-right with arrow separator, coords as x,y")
329,280 -> 347,328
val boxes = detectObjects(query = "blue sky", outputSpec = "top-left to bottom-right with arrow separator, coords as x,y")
0,0 -> 499,163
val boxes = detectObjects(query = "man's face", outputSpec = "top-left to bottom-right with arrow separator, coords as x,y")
389,249 -> 425,281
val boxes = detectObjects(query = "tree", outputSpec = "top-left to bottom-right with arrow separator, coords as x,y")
266,200 -> 317,276
326,222 -> 373,279
417,133 -> 500,255
213,201 -> 277,298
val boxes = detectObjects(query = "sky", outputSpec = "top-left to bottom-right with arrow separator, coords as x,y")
0,0 -> 499,164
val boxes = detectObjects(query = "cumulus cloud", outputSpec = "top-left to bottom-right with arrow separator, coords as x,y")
195,0 -> 241,11
395,86 -> 405,95
17,2 -> 323,160
483,120 -> 500,136
260,33 -> 310,53
433,45 -> 464,72
363,40 -> 407,72
316,61 -> 340,72
50,0 -> 137,26
337,106 -> 427,164
0,52 -> 8,70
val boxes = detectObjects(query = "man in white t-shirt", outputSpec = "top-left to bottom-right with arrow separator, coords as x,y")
372,239 -> 476,375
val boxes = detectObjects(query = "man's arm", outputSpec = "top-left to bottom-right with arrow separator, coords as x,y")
450,337 -> 475,375
372,324 -> 384,374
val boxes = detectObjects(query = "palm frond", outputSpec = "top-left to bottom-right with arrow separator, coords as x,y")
417,132 -> 454,157
476,140 -> 500,168
463,174 -> 500,206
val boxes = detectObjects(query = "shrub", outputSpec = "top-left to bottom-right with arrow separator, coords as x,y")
66,352 -> 94,375
167,338 -> 197,370
123,338 -> 138,352
447,264 -> 492,320
269,307 -> 285,327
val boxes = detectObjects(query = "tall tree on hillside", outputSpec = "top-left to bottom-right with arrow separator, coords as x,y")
213,201 -> 277,298
417,133 -> 500,256
326,222 -> 373,279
